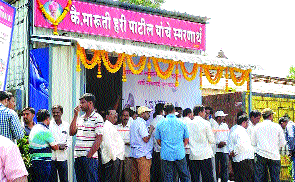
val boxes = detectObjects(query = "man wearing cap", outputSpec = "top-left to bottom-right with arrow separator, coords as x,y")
214,110 -> 229,182
252,108 -> 286,182
130,106 -> 154,182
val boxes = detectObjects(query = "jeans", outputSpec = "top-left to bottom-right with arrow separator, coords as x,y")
254,154 -> 280,182
74,157 -> 102,182
50,160 -> 68,182
292,155 -> 295,180
103,159 -> 122,182
215,152 -> 229,182
189,158 -> 214,182
151,151 -> 162,182
161,157 -> 190,182
31,160 -> 52,182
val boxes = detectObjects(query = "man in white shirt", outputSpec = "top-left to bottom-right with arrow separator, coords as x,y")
214,110 -> 229,182
247,110 -> 261,142
150,103 -> 165,182
49,105 -> 70,182
117,108 -> 132,182
252,108 -> 286,182
228,115 -> 254,182
102,109 -> 125,182
188,105 -> 215,182
205,106 -> 218,182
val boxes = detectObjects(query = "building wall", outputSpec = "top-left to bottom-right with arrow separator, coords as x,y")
245,93 -> 295,123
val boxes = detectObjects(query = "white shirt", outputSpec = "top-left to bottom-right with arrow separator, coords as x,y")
228,125 -> 254,162
150,115 -> 164,152
116,123 -> 131,158
49,120 -> 71,161
252,120 -> 286,160
187,116 -> 215,160
246,120 -> 255,143
209,118 -> 219,154
182,117 -> 192,155
215,122 -> 230,153
101,120 -> 125,164
286,121 -> 295,138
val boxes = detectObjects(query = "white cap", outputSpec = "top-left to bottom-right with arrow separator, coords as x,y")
215,110 -> 228,117
137,106 -> 152,115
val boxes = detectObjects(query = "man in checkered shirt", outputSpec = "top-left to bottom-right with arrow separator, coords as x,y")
0,91 -> 24,142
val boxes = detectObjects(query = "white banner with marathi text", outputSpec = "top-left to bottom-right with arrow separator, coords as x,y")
122,61 -> 202,112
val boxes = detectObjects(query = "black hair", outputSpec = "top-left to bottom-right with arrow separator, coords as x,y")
164,104 -> 175,114
0,91 -> 9,101
79,93 -> 96,103
153,103 -> 165,118
279,117 -> 289,125
51,105 -> 63,113
175,107 -> 182,111
193,105 -> 205,116
237,110 -> 247,119
6,92 -> 14,100
205,106 -> 213,115
237,115 -> 248,125
106,107 -> 115,116
183,108 -> 192,117
36,109 -> 50,123
22,107 -> 36,115
250,110 -> 261,118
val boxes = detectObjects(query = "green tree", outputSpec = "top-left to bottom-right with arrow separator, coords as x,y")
118,0 -> 165,8
287,66 -> 295,79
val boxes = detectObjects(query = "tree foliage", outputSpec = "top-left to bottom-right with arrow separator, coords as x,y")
287,66 -> 295,79
118,0 -> 165,8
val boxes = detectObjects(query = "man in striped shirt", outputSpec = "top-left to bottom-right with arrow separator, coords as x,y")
70,93 -> 104,182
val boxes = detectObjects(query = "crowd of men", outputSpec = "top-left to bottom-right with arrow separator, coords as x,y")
0,90 -> 295,182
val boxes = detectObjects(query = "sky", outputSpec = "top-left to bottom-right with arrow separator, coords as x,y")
161,0 -> 295,78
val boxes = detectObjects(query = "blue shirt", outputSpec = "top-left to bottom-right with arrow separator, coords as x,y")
0,104 -> 24,141
155,114 -> 189,161
130,117 -> 153,159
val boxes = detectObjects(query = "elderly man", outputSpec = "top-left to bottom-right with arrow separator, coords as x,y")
130,106 -> 154,182
214,110 -> 229,182
70,93 -> 104,182
49,105 -> 70,182
0,91 -> 24,142
101,108 -> 125,182
6,91 -> 16,110
253,108 -> 286,182
155,104 -> 190,182
22,107 -> 36,136
117,109 -> 133,182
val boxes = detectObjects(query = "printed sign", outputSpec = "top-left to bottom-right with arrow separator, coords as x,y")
34,0 -> 206,50
0,0 -> 16,90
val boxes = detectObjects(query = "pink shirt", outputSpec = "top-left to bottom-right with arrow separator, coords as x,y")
0,135 -> 28,182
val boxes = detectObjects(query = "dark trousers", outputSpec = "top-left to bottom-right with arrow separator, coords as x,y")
215,152 -> 229,182
254,154 -> 280,182
103,159 -> 122,182
151,151 -> 162,182
189,158 -> 214,182
31,160 -> 52,182
74,157 -> 101,182
50,160 -> 68,182
161,157 -> 190,182
234,159 -> 254,182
